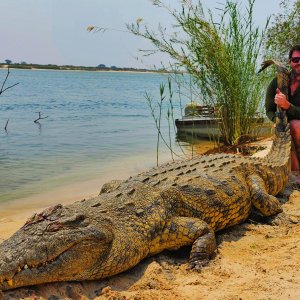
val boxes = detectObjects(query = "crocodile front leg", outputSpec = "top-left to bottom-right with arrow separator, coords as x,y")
148,217 -> 216,268
248,174 -> 282,216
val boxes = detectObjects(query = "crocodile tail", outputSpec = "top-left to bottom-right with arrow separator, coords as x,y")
259,59 -> 290,134
257,59 -> 278,73
274,62 -> 289,135
274,63 -> 289,138
259,59 -> 291,166
275,109 -> 289,134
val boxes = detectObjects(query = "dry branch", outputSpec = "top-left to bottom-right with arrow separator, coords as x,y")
34,112 -> 48,123
0,67 -> 19,95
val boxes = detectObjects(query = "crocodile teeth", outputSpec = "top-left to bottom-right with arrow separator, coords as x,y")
24,264 -> 28,270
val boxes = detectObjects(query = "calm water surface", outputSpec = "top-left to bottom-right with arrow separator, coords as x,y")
0,69 -> 202,203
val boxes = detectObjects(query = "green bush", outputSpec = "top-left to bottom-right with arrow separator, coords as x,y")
128,0 -> 272,145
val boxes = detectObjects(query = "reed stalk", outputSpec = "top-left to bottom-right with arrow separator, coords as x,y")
128,0 -> 272,145
145,86 -> 185,166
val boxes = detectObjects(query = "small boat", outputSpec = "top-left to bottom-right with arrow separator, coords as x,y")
175,103 -> 273,139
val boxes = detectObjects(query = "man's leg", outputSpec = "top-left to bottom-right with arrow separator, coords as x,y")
289,120 -> 300,180
291,150 -> 299,172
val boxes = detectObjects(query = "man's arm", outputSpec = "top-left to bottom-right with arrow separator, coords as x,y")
265,78 -> 277,122
275,88 -> 300,119
286,103 -> 300,119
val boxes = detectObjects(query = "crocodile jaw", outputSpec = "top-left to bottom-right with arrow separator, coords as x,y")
0,227 -> 111,290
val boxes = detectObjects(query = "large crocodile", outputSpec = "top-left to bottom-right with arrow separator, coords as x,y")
0,63 -> 291,291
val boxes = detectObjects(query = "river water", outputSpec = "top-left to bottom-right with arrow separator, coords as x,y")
0,69 -> 211,204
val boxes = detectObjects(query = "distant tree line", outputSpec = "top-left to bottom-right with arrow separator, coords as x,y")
0,61 -> 166,73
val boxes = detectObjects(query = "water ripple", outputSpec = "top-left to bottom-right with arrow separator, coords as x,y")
0,69 -> 180,202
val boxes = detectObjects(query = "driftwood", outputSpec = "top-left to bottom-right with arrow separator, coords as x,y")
34,112 -> 48,123
4,119 -> 9,132
0,67 -> 19,96
1,67 -> 19,131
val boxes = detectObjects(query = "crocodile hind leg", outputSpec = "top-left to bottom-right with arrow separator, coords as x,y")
248,174 -> 282,216
148,217 -> 216,268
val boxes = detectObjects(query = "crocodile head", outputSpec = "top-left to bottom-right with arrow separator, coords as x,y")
0,204 -> 113,290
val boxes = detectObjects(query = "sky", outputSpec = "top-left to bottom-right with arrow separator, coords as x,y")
0,0 -> 290,69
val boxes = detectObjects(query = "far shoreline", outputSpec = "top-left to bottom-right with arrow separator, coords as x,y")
0,63 -> 172,74
5,68 -> 164,75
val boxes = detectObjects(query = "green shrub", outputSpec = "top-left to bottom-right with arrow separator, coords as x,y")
128,0 -> 272,145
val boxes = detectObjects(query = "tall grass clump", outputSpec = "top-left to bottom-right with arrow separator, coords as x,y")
128,0 -> 272,145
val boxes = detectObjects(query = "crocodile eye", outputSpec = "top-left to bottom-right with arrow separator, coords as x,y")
46,214 -> 87,232
61,214 -> 86,225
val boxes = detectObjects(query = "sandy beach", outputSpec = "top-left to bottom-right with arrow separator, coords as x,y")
2,137 -> 300,300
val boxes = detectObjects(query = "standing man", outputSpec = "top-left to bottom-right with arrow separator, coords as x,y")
265,44 -> 300,181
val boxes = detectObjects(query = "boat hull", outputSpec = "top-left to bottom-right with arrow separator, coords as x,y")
175,117 -> 273,139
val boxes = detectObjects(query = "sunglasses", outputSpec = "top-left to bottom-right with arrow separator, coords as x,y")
291,57 -> 300,64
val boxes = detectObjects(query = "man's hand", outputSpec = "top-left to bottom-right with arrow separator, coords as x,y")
274,88 -> 290,110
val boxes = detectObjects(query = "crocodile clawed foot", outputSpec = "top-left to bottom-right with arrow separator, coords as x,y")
266,212 -> 299,226
188,258 -> 210,271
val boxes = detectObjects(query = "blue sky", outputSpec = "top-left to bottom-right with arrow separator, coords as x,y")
0,0 -> 288,68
